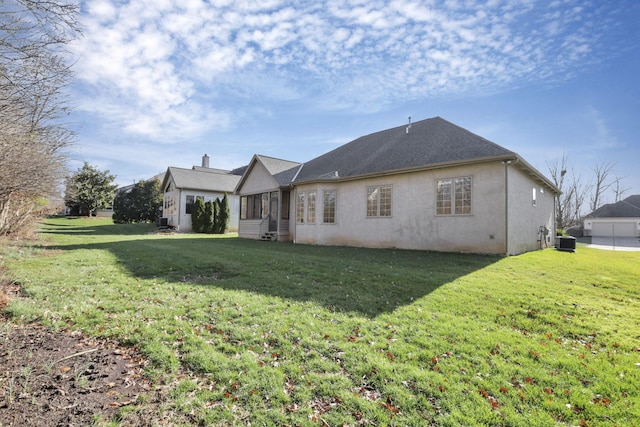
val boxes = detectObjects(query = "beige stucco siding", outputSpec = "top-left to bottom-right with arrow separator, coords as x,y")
505,165 -> 556,255
292,162 -> 509,253
238,162 -> 279,195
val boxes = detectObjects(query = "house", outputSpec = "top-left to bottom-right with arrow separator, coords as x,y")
235,117 -> 560,255
235,155 -> 302,241
161,155 -> 244,232
583,195 -> 640,238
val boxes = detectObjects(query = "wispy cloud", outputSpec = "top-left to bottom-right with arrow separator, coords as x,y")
71,0 -> 629,141
587,106 -> 620,150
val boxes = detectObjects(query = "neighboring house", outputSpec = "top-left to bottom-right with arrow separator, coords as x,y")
235,117 -> 559,255
583,195 -> 640,238
161,155 -> 244,232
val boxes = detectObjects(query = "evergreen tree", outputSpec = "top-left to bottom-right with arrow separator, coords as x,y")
65,163 -> 117,216
204,200 -> 214,233
112,191 -> 133,223
218,193 -> 230,234
192,198 -> 206,232
213,199 -> 220,233
137,179 -> 163,222
190,194 -> 230,234
112,178 -> 162,224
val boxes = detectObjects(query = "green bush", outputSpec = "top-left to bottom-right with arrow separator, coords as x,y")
192,198 -> 207,233
218,194 -> 230,233
191,194 -> 230,234
112,179 -> 162,224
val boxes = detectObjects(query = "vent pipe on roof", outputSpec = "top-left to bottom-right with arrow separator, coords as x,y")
202,154 -> 210,168
406,116 -> 412,134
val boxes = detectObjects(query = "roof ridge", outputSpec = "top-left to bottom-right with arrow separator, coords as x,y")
256,154 -> 301,165
169,165 -> 233,175
620,198 -> 640,211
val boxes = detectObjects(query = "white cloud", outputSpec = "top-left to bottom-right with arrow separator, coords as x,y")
588,106 -> 619,150
71,0 -> 628,140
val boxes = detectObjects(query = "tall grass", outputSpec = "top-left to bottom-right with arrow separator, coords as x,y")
3,216 -> 639,426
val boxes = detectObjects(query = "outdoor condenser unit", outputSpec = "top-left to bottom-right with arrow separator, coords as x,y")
557,236 -> 576,252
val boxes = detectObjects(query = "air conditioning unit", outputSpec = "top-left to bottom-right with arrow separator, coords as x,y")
557,236 -> 576,252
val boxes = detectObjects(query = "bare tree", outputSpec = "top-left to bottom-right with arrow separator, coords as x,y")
0,0 -> 80,236
589,161 -> 616,212
612,175 -> 630,202
547,153 -> 573,230
568,170 -> 590,226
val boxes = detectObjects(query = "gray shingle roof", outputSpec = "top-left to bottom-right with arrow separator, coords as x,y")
585,195 -> 640,218
165,167 -> 240,192
255,155 -> 302,187
233,155 -> 302,193
258,155 -> 301,175
294,117 -> 515,182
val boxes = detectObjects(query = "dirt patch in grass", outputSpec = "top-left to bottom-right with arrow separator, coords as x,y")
0,286 -> 173,426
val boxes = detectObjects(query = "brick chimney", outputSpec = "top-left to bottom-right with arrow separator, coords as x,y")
202,154 -> 210,168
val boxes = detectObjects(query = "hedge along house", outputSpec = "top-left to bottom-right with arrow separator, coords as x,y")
235,117 -> 560,255
161,155 -> 244,232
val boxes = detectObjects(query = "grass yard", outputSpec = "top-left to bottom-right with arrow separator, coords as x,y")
2,216 -> 639,426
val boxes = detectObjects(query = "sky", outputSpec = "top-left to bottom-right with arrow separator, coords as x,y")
67,0 -> 640,208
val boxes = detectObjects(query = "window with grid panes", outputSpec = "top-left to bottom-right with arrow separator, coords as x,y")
367,185 -> 392,217
323,190 -> 336,223
307,191 -> 316,224
437,177 -> 472,215
296,192 -> 305,223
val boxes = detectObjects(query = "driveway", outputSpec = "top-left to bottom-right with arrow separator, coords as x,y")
587,236 -> 640,251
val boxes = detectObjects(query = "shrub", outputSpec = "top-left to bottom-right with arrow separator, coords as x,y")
112,179 -> 162,224
192,198 -> 207,233
191,195 -> 230,234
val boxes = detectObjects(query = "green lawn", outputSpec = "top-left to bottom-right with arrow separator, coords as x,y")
3,216 -> 639,426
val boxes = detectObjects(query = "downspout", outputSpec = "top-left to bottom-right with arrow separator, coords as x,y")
177,189 -> 182,232
553,193 -> 557,247
290,164 -> 304,244
290,183 -> 297,244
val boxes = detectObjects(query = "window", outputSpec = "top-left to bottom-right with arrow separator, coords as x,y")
240,193 -> 269,219
307,191 -> 316,224
296,191 -> 318,224
296,193 -> 305,224
323,190 -> 336,224
454,178 -> 471,214
163,195 -> 176,215
436,177 -> 472,215
185,195 -> 195,214
532,187 -> 537,207
367,185 -> 392,217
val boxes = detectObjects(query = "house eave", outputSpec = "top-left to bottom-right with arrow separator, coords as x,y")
511,156 -> 560,194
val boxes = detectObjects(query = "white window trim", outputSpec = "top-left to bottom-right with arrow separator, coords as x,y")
366,185 -> 393,218
322,189 -> 337,224
436,176 -> 473,216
